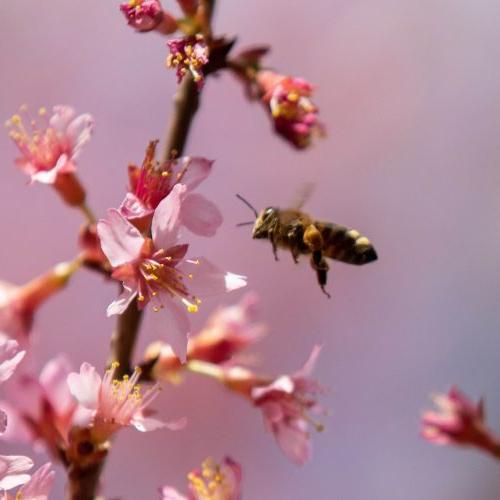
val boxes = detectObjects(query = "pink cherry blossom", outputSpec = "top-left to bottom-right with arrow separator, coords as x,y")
120,0 -> 177,34
4,463 -> 55,500
0,356 -> 80,457
161,457 -> 242,500
145,293 -> 265,380
256,71 -> 324,149
0,455 -> 33,491
98,184 -> 246,359
421,387 -> 500,458
166,35 -> 209,89
67,362 -> 185,441
6,105 -> 93,188
0,339 -> 25,434
251,345 -> 324,465
120,140 -> 222,236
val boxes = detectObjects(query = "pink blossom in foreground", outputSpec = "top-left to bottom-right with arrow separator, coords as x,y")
5,105 -> 93,204
120,140 -> 221,236
0,262 -> 80,345
256,71 -> 324,149
166,35 -> 209,88
98,184 -> 246,359
421,387 -> 500,459
0,356 -> 79,457
251,345 -> 325,465
120,0 -> 177,34
0,339 -> 25,434
4,463 -> 55,500
0,455 -> 32,491
146,293 -> 265,378
67,362 -> 185,442
161,457 -> 241,500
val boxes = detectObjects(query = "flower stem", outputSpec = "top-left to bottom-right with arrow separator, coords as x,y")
79,202 -> 97,225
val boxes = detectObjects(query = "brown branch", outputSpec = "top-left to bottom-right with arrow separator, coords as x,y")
66,58 -> 205,500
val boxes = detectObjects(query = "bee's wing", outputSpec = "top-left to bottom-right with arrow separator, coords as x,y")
290,182 -> 316,210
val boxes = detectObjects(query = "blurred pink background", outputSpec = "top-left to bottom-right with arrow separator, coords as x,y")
2,0 -> 500,498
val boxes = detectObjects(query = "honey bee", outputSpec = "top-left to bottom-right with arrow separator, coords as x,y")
236,191 -> 377,298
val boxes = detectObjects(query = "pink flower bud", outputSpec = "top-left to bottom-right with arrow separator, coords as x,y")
422,387 -> 500,459
120,0 -> 177,34
257,71 -> 325,149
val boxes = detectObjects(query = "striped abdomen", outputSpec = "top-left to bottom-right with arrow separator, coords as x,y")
319,222 -> 378,265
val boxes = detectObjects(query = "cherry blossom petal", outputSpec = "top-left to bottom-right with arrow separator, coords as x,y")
180,193 -> 223,237
67,113 -> 94,159
252,376 -> 294,400
39,356 -> 75,417
30,154 -> 70,184
119,193 -> 151,220
17,462 -> 54,500
178,258 -> 247,297
97,209 -> 144,267
161,487 -> 188,500
172,157 -> 213,190
0,340 -> 25,383
49,106 -> 75,133
106,287 -> 137,317
151,184 -> 186,250
275,420 -> 311,465
0,455 -> 33,490
131,415 -> 187,432
67,363 -> 101,410
151,299 -> 191,362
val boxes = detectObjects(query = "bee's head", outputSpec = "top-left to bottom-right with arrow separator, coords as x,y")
252,207 -> 278,239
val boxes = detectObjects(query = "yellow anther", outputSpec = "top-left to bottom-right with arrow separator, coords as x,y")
195,298 -> 202,305
161,171 -> 169,177
151,291 -> 158,296
138,294 -> 145,302
38,107 -> 47,116
288,92 -> 299,102
188,273 -> 194,279
148,274 -> 159,281
112,361 -> 120,368
11,115 -> 22,125
187,304 -> 198,313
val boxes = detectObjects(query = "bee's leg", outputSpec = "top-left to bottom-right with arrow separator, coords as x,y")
268,231 -> 279,261
287,225 -> 303,264
311,250 -> 331,299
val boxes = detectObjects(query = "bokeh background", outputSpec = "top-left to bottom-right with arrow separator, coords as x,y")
1,1 -> 500,498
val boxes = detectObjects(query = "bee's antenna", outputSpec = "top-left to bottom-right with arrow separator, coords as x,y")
236,221 -> 254,227
236,194 -> 258,218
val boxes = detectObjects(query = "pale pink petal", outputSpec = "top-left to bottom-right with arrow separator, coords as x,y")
274,420 -> 311,466
152,299 -> 191,362
97,209 -> 144,267
151,184 -> 186,250
67,363 -> 101,410
131,415 -> 186,432
39,356 -> 75,417
67,113 -> 94,159
0,455 -> 33,490
17,462 -> 54,500
180,193 -> 223,237
49,106 -> 75,133
252,376 -> 294,400
106,287 -> 137,317
295,345 -> 322,379
160,486 -> 189,500
30,154 -> 70,184
173,157 -> 213,190
178,258 -> 247,297
119,193 -> 151,220
0,340 -> 25,383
